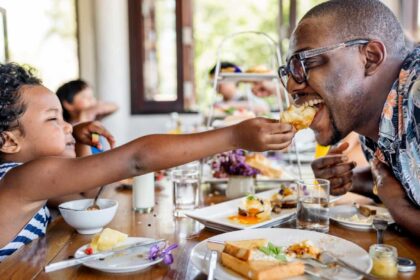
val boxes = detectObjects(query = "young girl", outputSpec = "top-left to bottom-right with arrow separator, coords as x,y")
0,63 -> 295,261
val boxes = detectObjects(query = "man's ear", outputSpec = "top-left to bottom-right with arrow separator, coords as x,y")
363,40 -> 387,76
0,131 -> 21,154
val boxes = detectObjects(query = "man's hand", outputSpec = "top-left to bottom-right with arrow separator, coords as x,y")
232,118 -> 295,152
370,157 -> 420,238
311,142 -> 357,195
370,157 -> 406,203
73,121 -> 115,150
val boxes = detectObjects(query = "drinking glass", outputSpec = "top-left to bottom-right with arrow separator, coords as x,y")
171,161 -> 201,217
296,178 -> 330,232
132,172 -> 155,213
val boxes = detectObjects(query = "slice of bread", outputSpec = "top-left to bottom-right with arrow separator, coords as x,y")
221,252 -> 305,280
223,239 -> 268,261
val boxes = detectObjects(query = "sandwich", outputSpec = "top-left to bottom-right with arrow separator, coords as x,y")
245,153 -> 283,178
220,239 -> 305,280
280,104 -> 318,130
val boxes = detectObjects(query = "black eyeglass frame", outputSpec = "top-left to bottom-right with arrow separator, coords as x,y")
278,39 -> 370,87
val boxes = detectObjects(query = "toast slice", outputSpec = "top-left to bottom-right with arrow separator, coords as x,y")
223,239 -> 268,261
221,252 -> 305,280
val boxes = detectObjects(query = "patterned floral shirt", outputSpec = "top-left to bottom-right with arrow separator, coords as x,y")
360,47 -> 420,207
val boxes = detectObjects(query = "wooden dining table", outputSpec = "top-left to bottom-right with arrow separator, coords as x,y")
0,180 -> 419,280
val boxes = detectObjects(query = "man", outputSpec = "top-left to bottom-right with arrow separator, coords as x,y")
279,0 -> 419,237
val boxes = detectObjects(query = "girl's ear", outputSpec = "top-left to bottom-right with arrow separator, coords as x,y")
0,131 -> 21,154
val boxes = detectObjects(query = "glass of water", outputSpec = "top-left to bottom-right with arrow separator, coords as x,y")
171,161 -> 201,217
296,178 -> 330,233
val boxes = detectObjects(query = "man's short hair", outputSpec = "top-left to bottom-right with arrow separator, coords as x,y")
302,0 -> 409,58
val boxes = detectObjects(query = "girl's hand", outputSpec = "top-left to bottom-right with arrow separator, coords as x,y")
232,117 -> 295,152
72,121 -> 115,149
311,142 -> 357,196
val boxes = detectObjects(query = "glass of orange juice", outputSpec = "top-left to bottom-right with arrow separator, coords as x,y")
315,143 -> 330,158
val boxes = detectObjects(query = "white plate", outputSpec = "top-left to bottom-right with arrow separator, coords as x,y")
185,189 -> 343,232
74,237 -> 162,273
190,228 -> 372,280
330,205 -> 394,230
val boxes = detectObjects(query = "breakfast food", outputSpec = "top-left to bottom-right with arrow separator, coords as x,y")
245,65 -> 272,74
280,104 -> 318,130
229,195 -> 272,225
271,184 -> 298,211
245,153 -> 283,178
85,228 -> 128,254
286,240 -> 321,259
220,239 -> 305,280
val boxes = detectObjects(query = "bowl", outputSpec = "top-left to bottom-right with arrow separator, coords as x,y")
58,199 -> 118,234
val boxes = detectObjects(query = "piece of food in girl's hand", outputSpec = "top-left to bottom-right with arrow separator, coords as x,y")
280,104 -> 318,130
91,133 -> 100,145
85,228 -> 128,254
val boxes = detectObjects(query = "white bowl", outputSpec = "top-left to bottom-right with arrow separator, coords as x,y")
58,199 -> 118,234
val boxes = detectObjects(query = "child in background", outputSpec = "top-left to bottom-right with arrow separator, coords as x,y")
56,80 -> 118,153
0,63 -> 295,261
56,79 -> 118,124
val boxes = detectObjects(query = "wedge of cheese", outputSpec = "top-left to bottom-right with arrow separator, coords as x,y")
90,228 -> 128,252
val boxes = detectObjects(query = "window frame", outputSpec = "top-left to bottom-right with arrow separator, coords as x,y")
128,0 -> 191,114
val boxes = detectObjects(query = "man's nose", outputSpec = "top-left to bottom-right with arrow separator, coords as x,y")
287,76 -> 307,94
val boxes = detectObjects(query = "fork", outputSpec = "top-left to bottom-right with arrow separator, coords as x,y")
319,251 -> 379,280
372,218 -> 388,244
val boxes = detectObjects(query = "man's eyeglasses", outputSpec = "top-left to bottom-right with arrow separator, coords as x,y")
278,39 -> 369,88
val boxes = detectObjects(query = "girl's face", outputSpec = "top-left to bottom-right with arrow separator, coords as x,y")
72,87 -> 97,112
17,85 -> 73,160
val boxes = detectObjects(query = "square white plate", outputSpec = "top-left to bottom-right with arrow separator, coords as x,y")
186,189 -> 343,232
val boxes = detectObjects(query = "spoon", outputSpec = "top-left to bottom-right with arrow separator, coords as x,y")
86,186 -> 104,210
372,218 -> 388,244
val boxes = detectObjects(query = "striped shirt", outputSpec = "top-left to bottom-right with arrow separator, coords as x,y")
0,162 -> 51,261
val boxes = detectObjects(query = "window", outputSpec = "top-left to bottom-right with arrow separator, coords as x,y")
129,0 -> 194,114
0,0 -> 78,90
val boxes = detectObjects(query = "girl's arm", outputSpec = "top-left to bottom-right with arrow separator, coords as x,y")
3,118 -> 294,201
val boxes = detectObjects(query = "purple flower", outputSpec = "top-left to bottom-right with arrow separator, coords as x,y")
148,242 -> 178,265
211,150 -> 260,177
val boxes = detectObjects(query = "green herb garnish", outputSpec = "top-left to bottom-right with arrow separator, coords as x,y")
246,194 -> 256,201
259,242 -> 287,262
224,107 -> 235,115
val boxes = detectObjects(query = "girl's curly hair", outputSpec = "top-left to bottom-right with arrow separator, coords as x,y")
0,63 -> 42,148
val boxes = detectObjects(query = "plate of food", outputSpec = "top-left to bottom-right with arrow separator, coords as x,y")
185,186 -> 343,232
329,204 -> 394,230
190,228 -> 372,280
73,228 -> 163,273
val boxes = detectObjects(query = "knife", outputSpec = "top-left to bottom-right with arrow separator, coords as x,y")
44,238 -> 165,273
207,250 -> 218,280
